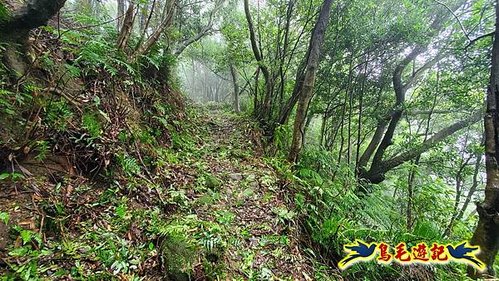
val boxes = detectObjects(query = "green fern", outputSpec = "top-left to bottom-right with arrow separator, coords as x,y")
82,112 -> 102,138
0,3 -> 9,23
273,124 -> 292,154
0,89 -> 16,115
116,153 -> 141,177
45,99 -> 74,131
34,140 -> 50,161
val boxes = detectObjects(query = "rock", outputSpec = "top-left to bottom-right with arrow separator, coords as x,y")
248,180 -> 259,188
205,174 -> 222,190
229,173 -> 243,181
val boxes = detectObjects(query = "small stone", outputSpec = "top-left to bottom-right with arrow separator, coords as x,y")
205,174 -> 222,189
229,173 -> 243,181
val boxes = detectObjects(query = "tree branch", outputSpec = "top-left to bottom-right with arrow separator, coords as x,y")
433,0 -> 471,42
365,110 -> 483,183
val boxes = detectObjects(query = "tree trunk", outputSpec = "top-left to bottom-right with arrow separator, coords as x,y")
253,68 -> 260,116
0,0 -> 67,78
230,64 -> 240,113
117,0 -> 125,31
370,46 -> 426,168
355,59 -> 368,171
134,0 -> 156,51
445,153 -> 478,237
130,0 -> 175,60
0,0 -> 67,41
357,118 -> 388,174
454,152 -> 482,227
287,0 -> 334,163
117,3 -> 136,51
360,1 -> 464,183
360,110 -> 483,184
468,0 -> 499,277
243,0 -> 272,124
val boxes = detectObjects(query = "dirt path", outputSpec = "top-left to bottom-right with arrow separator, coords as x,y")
184,108 -> 312,280
0,107 -> 314,280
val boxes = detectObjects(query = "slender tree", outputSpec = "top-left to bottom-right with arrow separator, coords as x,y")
288,0 -> 334,162
230,64 -> 241,112
468,0 -> 499,276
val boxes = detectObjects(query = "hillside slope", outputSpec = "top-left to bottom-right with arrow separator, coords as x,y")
0,105 -> 315,280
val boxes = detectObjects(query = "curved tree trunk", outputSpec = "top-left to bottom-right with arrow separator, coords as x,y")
359,110 -> 482,184
468,0 -> 499,277
243,0 -> 272,124
358,0 -> 466,184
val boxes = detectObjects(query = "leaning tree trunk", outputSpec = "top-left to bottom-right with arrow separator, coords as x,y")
287,0 -> 334,163
0,0 -> 66,41
0,0 -> 67,77
117,3 -> 136,52
468,0 -> 499,277
243,0 -> 272,124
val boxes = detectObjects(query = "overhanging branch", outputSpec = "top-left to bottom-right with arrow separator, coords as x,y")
363,110 -> 483,183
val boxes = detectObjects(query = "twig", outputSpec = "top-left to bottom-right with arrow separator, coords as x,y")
465,31 -> 495,50
58,13 -> 129,37
433,0 -> 470,42
43,87 -> 83,109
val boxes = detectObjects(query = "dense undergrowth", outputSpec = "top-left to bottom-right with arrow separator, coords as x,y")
0,8 -> 498,281
262,122 -> 498,280
0,12 -> 195,280
0,12 -> 309,280
282,147 -> 499,280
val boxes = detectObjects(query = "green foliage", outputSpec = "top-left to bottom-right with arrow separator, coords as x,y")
273,206 -> 296,224
82,112 -> 102,138
273,124 -> 292,156
117,153 -> 141,177
4,226 -> 49,280
34,140 -> 50,161
152,215 -> 222,275
0,0 -> 495,279
76,39 -> 121,76
45,99 -> 74,131
0,172 -> 24,181
0,212 -> 9,224
293,145 -> 482,279
0,3 -> 9,23
0,88 -> 32,116
56,12 -> 164,80
198,172 -> 222,190
115,201 -> 128,219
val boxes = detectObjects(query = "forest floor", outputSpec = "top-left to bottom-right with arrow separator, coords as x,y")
184,107 -> 313,280
0,106 -> 315,280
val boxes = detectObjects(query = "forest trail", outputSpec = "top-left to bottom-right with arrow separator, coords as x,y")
0,105 -> 316,280
1,0 -> 497,278
179,107 -> 313,280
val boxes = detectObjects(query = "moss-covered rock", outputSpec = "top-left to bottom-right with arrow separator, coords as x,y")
205,173 -> 222,190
